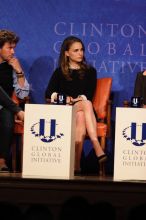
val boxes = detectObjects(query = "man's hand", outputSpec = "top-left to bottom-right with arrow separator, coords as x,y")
16,110 -> 24,122
8,57 -> 23,74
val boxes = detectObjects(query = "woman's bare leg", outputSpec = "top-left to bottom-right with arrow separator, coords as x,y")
74,100 -> 105,158
75,111 -> 86,171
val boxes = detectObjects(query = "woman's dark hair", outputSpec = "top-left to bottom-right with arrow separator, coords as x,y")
58,36 -> 89,80
0,29 -> 19,48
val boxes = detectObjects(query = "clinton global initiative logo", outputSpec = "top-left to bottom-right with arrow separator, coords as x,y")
31,119 -> 64,143
122,122 -> 146,146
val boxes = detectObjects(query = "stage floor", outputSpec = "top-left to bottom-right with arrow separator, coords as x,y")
0,172 -> 146,220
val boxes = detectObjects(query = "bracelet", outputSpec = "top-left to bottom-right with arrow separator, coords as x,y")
16,71 -> 24,75
16,72 -> 24,78
17,74 -> 24,78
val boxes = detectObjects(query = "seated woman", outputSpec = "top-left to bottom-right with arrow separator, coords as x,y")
134,70 -> 146,107
45,36 -> 107,174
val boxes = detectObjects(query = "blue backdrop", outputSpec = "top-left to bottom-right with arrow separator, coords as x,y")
1,0 -> 146,173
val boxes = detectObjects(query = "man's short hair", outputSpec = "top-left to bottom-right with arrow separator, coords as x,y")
0,29 -> 19,48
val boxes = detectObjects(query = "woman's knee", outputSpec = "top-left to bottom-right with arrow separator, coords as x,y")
82,100 -> 94,114
84,100 -> 93,108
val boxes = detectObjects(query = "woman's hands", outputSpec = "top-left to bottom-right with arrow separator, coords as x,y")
66,96 -> 83,105
51,92 -> 58,103
51,93 -> 83,105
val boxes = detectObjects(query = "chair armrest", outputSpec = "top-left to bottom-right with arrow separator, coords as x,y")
23,96 -> 30,104
11,92 -> 30,111
97,99 -> 112,138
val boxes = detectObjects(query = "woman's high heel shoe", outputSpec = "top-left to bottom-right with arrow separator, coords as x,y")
98,154 -> 107,164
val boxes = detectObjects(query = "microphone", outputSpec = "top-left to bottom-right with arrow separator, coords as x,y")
131,96 -> 143,108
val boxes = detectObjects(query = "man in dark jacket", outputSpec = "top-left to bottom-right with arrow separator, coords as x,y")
0,29 -> 29,171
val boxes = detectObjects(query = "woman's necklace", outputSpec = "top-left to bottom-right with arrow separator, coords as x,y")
69,64 -> 80,70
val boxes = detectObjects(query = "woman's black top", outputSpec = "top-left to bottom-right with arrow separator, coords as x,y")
45,66 -> 97,101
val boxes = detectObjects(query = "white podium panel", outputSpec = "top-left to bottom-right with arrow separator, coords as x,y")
114,107 -> 146,181
22,104 -> 75,179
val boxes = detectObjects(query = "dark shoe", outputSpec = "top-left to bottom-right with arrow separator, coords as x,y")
98,154 -> 107,164
0,165 -> 9,172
